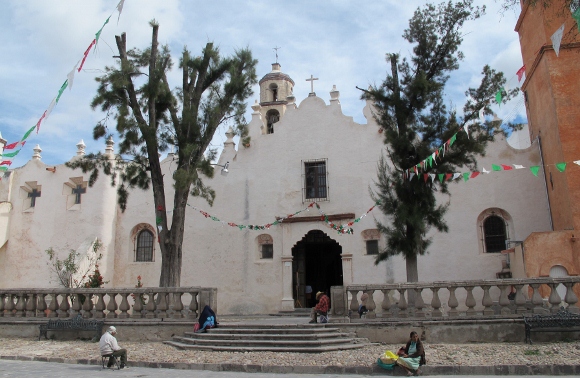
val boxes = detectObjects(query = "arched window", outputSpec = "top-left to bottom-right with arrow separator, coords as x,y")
266,109 -> 280,134
483,215 -> 507,253
257,234 -> 273,259
269,83 -> 278,101
136,230 -> 154,262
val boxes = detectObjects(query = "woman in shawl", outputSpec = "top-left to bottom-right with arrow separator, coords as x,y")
396,331 -> 426,376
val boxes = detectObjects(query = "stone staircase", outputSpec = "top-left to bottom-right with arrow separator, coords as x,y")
164,324 -> 370,352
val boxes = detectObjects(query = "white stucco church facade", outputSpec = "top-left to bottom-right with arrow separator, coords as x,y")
0,63 -> 552,314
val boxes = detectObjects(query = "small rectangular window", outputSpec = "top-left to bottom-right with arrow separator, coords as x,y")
366,240 -> 379,255
303,159 -> 328,201
261,244 -> 273,259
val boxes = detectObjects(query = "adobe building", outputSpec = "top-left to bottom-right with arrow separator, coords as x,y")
507,1 -> 580,292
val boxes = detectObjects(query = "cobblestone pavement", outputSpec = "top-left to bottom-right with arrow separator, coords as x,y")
0,359 -> 567,378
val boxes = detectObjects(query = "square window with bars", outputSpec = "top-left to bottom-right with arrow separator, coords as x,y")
261,244 -> 273,259
303,159 -> 328,202
366,240 -> 379,255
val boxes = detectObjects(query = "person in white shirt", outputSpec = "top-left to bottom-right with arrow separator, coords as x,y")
99,326 -> 128,369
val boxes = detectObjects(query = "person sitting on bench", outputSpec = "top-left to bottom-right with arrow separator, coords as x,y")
309,291 -> 329,323
99,326 -> 129,369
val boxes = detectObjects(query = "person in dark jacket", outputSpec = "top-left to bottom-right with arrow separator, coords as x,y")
196,305 -> 218,333
396,331 -> 426,376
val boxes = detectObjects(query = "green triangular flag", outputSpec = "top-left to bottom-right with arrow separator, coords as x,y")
463,172 -> 469,182
95,16 -> 111,42
573,8 -> 580,32
55,80 -> 69,104
492,164 -> 502,171
0,167 -> 7,171
556,162 -> 567,172
2,150 -> 19,158
21,125 -> 36,141
427,155 -> 433,168
449,133 -> 457,147
438,174 -> 445,183
530,166 -> 540,176
495,87 -> 504,105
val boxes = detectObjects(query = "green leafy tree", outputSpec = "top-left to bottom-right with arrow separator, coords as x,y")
498,0 -> 579,13
363,1 -> 519,284
67,21 -> 257,287
46,238 -> 103,288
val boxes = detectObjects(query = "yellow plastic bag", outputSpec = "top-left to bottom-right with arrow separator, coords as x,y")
379,350 -> 399,364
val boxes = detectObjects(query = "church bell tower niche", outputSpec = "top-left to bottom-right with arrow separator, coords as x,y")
258,63 -> 295,134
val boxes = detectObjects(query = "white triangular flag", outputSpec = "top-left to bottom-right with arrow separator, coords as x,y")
551,23 -> 565,57
429,174 -> 436,182
452,173 -> 462,180
573,160 -> 580,166
463,124 -> 470,138
482,167 -> 490,174
409,173 -> 416,181
479,107 -> 485,123
432,152 -> 437,165
67,62 -> 79,91
116,0 -> 126,24
514,164 -> 525,169
44,98 -> 57,120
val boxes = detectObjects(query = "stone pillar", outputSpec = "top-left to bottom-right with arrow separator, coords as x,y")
118,293 -> 130,319
329,286 -> 349,323
340,253 -> 353,286
280,256 -> 294,312
365,290 -> 376,319
431,287 -> 442,318
187,291 -> 198,320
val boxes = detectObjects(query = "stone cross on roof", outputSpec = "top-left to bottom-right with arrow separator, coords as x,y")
273,46 -> 281,63
306,75 -> 319,96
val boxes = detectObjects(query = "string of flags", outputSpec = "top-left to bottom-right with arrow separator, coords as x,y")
406,159 -> 580,184
0,0 -> 126,176
184,201 -> 381,235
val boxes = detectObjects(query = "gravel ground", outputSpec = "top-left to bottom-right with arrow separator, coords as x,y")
1,338 -> 579,367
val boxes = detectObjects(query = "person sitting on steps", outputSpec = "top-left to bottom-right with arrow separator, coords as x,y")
309,291 -> 329,324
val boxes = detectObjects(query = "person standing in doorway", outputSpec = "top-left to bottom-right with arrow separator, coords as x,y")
309,291 -> 330,323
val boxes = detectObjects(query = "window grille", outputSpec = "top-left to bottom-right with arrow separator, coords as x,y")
483,215 -> 507,253
261,244 -> 274,259
136,230 -> 154,262
302,158 -> 328,202
366,240 -> 379,255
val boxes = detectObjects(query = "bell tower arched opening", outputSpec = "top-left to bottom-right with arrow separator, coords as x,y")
266,109 -> 280,134
291,230 -> 343,308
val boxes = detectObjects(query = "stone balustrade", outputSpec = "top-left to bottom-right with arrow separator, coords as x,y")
330,277 -> 580,321
0,287 -> 217,320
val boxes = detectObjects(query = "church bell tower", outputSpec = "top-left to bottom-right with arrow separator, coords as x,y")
258,63 -> 295,134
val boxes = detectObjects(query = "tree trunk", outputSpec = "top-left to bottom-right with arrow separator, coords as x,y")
406,253 -> 419,306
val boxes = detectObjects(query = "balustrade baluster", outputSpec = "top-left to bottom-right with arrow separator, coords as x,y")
547,283 -> 562,313
431,287 -> 442,317
94,293 -> 106,318
397,288 -> 408,318
145,292 -> 157,319
497,285 -> 512,315
563,282 -> 579,313
414,288 -> 425,318
70,294 -> 82,317
82,294 -> 94,318
58,293 -> 70,318
14,293 -> 25,318
349,290 -> 360,316
0,294 -> 5,317
5,294 -> 15,317
26,294 -> 37,317
131,291 -> 144,318
380,289 -> 392,317
36,293 -> 47,318
157,293 -> 168,318
448,287 -> 459,317
118,293 -> 130,319
464,286 -> 477,316
173,292 -> 184,319
514,284 -> 528,314
481,285 -> 494,316
106,293 -> 118,318
529,283 -> 545,313
47,293 -> 59,318
365,290 -> 376,319
188,291 -> 199,320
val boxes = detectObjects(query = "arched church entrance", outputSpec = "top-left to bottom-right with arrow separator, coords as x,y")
291,230 -> 343,308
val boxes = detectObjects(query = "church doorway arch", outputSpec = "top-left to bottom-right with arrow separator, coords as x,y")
291,230 -> 343,308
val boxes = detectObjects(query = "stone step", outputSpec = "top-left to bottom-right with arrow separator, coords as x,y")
206,327 -> 340,334
183,331 -> 355,340
163,340 -> 368,353
173,335 -> 359,348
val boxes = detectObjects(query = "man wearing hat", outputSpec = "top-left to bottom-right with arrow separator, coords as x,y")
99,326 -> 128,369
309,291 -> 330,323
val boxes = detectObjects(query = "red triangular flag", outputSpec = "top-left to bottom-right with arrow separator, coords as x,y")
470,171 -> 480,179
0,161 -> 12,166
36,111 -> 47,134
78,39 -> 96,72
516,65 -> 526,82
501,164 -> 513,171
445,173 -> 453,181
423,174 -> 429,183
4,142 -> 18,150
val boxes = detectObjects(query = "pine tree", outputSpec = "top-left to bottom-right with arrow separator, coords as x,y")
364,1 -> 519,284
67,21 -> 257,287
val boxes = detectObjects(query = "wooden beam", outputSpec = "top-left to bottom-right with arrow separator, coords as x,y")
278,213 -> 355,224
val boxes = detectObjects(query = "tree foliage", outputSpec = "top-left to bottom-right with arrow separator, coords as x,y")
498,0 -> 579,14
364,0 -> 519,282
45,238 -> 103,288
67,22 -> 257,286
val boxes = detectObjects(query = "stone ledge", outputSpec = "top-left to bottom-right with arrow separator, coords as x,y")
1,355 -> 579,375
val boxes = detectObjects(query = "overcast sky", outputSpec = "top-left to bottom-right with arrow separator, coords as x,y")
0,0 -> 526,167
